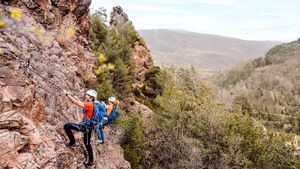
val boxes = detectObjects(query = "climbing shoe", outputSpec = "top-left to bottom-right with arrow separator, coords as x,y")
64,142 -> 76,149
84,159 -> 95,166
95,139 -> 104,145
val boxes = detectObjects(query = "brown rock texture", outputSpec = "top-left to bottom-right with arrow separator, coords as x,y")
0,1 -> 130,169
131,41 -> 155,94
109,6 -> 128,28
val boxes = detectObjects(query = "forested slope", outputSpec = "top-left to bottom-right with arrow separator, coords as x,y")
214,39 -> 300,133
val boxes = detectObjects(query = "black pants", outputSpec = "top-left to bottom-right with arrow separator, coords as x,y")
64,122 -> 93,162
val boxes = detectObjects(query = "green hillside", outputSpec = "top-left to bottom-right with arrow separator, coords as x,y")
214,39 -> 300,133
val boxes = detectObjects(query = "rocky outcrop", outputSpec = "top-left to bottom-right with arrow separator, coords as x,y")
131,42 -> 155,95
130,101 -> 154,135
110,6 -> 156,99
0,1 -> 130,169
110,6 -> 128,28
109,7 -> 157,146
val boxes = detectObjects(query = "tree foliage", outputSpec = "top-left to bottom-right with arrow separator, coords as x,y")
214,40 -> 300,134
89,8 -> 108,53
145,68 -> 298,169
112,58 -> 133,98
89,9 -> 136,99
100,29 -> 132,66
119,21 -> 140,47
120,114 -> 146,169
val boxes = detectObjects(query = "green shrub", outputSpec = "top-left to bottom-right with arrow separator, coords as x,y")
89,8 -> 108,53
140,66 -> 162,99
119,21 -> 140,47
145,68 -> 297,169
90,11 -> 135,99
100,29 -> 132,66
112,58 -> 133,98
234,95 -> 254,114
95,79 -> 115,101
120,114 -> 146,169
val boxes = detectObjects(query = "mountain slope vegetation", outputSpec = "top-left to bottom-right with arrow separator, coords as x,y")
145,68 -> 298,169
214,39 -> 300,134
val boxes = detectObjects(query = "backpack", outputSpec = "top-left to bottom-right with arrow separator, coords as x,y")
92,101 -> 107,123
108,108 -> 118,121
84,101 -> 106,126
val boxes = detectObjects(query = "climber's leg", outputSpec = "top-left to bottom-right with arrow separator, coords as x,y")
99,118 -> 108,142
64,122 -> 81,146
94,123 -> 102,140
99,122 -> 105,142
83,127 -> 94,165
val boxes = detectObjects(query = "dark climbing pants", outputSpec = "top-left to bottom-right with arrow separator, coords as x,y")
64,122 -> 93,162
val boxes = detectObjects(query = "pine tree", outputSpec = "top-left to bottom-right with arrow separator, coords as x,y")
89,8 -> 108,53
112,58 -> 133,98
119,21 -> 140,47
96,72 -> 115,101
100,29 -> 132,66
121,114 -> 146,169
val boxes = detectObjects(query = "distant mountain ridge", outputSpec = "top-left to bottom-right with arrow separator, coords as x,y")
139,29 -> 280,73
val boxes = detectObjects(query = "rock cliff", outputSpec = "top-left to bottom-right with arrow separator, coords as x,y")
0,1 -> 130,168
109,6 -> 155,120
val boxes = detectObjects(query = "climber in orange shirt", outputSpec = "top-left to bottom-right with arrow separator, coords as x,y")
63,89 -> 97,166
94,97 -> 118,144
106,97 -> 114,116
106,97 -> 119,122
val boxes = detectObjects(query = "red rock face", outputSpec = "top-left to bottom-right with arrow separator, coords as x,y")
0,1 -> 130,168
131,42 -> 154,91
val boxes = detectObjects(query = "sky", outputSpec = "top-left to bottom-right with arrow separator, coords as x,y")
91,0 -> 300,41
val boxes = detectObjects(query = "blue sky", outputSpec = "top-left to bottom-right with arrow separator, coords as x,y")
91,0 -> 300,41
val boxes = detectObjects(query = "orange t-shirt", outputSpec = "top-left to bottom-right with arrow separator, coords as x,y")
83,102 -> 94,120
106,105 -> 113,116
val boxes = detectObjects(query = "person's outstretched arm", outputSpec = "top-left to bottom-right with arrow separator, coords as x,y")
63,90 -> 84,108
